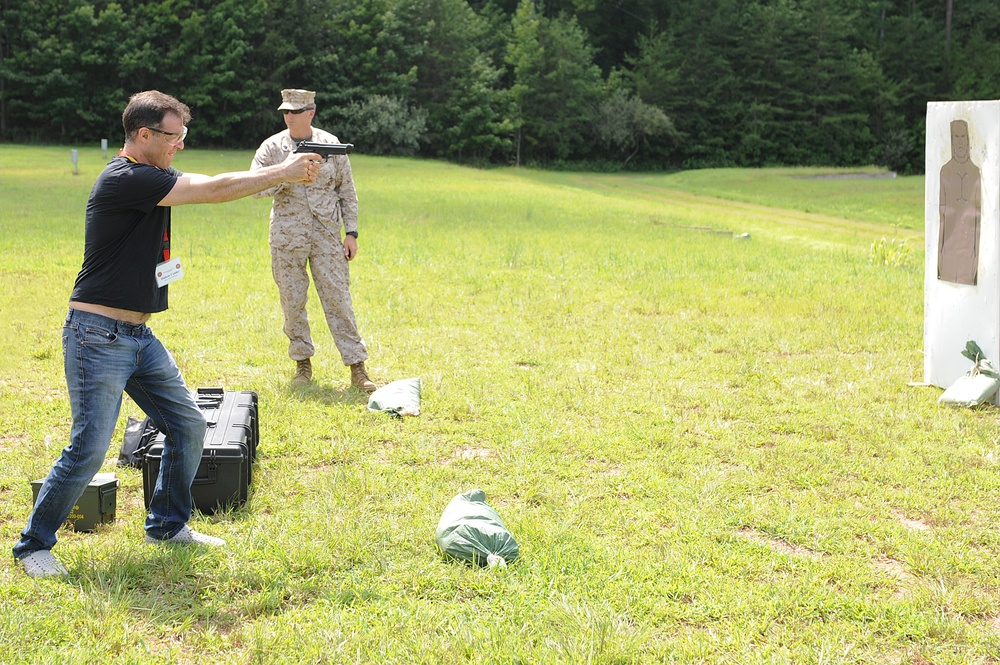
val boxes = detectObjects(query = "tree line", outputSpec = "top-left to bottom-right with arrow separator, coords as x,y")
2,0 -> 997,173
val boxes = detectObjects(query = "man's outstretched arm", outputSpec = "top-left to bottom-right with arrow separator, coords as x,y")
159,152 -> 320,206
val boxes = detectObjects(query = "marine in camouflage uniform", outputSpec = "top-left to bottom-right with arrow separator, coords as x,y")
251,89 -> 375,391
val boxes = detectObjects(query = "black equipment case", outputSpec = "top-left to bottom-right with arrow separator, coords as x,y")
142,388 -> 259,514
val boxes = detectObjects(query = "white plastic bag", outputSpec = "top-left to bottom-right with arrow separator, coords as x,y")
939,373 -> 1000,407
367,377 -> 421,417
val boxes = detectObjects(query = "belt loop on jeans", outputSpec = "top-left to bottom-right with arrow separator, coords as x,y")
117,320 -> 145,336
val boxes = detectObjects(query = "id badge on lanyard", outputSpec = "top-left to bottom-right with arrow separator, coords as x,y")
155,223 -> 183,287
155,258 -> 184,287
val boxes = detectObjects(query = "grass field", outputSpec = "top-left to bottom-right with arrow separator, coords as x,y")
2,145 -> 998,664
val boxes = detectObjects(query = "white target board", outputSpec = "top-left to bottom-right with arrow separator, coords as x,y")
924,101 -> 1000,393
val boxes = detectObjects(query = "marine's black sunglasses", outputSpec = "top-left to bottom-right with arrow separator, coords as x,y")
283,107 -> 314,115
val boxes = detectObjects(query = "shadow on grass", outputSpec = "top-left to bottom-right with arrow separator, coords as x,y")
288,379 -> 368,406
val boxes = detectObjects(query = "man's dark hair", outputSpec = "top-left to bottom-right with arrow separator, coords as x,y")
122,91 -> 192,141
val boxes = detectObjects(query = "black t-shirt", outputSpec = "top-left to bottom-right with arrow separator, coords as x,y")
70,157 -> 181,313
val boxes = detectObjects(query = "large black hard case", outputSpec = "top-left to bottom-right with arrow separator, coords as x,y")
142,388 -> 259,514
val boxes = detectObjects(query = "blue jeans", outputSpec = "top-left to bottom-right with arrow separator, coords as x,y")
13,308 -> 207,559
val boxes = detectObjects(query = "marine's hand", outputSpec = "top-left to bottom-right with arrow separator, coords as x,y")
344,235 -> 358,261
282,152 -> 321,183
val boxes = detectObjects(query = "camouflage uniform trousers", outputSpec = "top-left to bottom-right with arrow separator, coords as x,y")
270,216 -> 368,367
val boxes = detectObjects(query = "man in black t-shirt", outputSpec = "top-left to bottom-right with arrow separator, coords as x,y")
13,90 -> 321,578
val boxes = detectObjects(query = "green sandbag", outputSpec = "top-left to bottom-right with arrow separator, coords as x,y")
435,489 -> 519,568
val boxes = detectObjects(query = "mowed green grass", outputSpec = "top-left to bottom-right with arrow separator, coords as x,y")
2,145 -> 999,664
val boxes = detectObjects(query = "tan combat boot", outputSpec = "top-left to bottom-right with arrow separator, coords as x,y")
292,358 -> 312,383
350,361 -> 376,393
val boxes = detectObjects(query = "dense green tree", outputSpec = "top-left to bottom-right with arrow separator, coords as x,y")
156,0 -> 270,147
393,0 -> 514,161
948,0 -> 1000,101
507,0 -> 603,164
341,94 -> 426,155
1,0 -> 98,142
627,0 -> 904,169
2,0 -> 1000,171
320,0 -> 421,106
751,0 -> 881,166
871,3 -> 946,172
439,53 -> 517,163
594,77 -> 674,168
275,0 -> 431,156
627,0 -> 741,167
538,0 -> 675,73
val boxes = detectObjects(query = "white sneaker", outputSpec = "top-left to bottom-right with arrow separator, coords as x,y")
20,550 -> 69,578
146,525 -> 225,547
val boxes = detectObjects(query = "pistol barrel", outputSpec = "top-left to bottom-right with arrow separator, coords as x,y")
293,140 -> 354,157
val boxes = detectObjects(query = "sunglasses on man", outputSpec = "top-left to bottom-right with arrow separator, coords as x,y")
283,107 -> 314,115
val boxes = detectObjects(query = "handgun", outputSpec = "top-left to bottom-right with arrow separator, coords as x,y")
294,140 -> 354,158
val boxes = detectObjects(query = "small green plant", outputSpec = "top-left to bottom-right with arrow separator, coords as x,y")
869,236 -> 912,267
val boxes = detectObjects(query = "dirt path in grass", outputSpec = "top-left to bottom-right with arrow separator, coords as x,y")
553,173 -> 925,249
